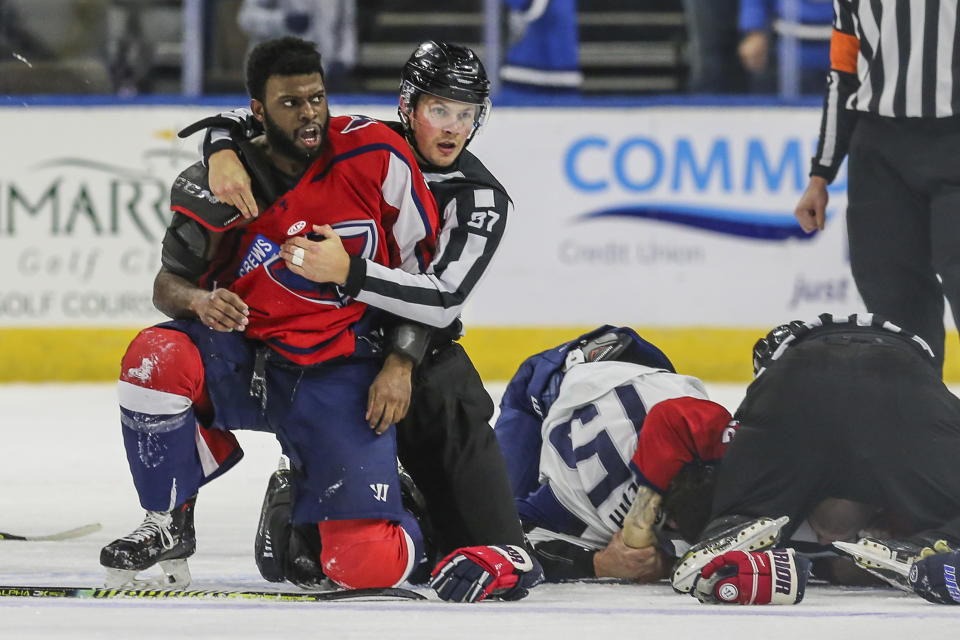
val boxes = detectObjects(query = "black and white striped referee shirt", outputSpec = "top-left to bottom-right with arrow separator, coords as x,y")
344,143 -> 512,329
204,112 -> 511,331
812,0 -> 960,181
753,312 -> 936,377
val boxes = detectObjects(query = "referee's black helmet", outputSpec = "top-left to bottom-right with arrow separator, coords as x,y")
398,41 -> 491,146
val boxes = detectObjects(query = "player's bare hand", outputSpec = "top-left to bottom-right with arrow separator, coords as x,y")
190,288 -> 249,332
794,176 -> 829,233
593,531 -> 669,582
281,224 -> 351,285
366,353 -> 413,434
738,31 -> 769,72
209,149 -> 259,218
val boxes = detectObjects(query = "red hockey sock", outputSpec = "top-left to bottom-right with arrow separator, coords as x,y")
120,327 -> 240,477
120,327 -> 207,402
317,519 -> 414,589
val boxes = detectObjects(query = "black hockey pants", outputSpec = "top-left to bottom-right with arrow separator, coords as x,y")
396,342 -> 526,562
707,328 -> 960,547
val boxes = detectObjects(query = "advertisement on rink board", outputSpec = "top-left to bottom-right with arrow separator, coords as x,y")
0,103 -> 855,327
467,106 -> 856,328
0,101 -> 872,380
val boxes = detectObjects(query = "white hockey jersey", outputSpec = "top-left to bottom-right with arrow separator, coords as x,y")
525,361 -> 730,550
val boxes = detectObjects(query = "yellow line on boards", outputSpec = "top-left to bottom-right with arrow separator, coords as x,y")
2,327 -> 958,383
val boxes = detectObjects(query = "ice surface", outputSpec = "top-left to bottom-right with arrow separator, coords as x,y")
0,383 -> 953,639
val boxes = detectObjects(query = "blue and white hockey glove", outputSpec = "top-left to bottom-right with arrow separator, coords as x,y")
909,550 -> 960,604
834,537 -> 955,594
429,545 -> 544,602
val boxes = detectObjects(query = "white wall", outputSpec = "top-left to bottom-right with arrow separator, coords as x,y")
0,103 -> 862,330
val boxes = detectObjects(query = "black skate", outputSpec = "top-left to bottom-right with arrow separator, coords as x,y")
255,467 -> 293,583
100,495 -> 197,589
671,515 -> 789,594
254,465 -> 326,589
833,537 -> 953,591
399,463 -> 436,585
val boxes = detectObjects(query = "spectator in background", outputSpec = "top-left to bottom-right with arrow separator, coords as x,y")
682,0 -> 746,93
500,0 -> 581,97
738,0 -> 832,95
237,0 -> 356,88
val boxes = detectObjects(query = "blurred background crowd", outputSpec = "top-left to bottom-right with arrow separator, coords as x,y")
0,0 -> 832,98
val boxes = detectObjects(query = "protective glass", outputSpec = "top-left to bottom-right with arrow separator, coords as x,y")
415,96 -> 485,132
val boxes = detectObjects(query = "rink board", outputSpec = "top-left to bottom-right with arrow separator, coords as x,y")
1,99 -> 954,381
4,326 -> 960,383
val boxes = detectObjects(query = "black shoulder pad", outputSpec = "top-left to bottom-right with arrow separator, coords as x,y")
170,162 -> 244,231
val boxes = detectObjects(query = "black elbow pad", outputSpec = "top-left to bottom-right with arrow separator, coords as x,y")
161,214 -> 211,280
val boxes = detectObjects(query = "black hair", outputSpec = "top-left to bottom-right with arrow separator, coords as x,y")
661,462 -> 719,542
245,37 -> 325,103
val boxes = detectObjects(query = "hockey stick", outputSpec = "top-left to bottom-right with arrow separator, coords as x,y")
621,485 -> 661,548
0,523 -> 102,541
0,585 -> 426,602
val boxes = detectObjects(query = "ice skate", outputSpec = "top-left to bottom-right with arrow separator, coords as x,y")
100,496 -> 197,589
833,537 -> 953,591
254,460 -> 327,589
671,515 -> 789,593
399,462 -> 436,584
255,463 -> 293,583
284,524 -> 328,589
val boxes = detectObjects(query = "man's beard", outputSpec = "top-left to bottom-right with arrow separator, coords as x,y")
263,110 -> 330,165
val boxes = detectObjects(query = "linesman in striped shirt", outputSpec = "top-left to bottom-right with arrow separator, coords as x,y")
186,41 -> 544,602
794,0 -> 960,372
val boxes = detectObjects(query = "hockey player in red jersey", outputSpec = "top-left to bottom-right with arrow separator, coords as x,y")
100,37 -> 440,591
187,41 -> 545,602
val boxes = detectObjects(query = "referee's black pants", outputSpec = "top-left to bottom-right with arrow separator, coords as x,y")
847,114 -> 960,373
707,329 -> 960,546
396,342 -> 526,562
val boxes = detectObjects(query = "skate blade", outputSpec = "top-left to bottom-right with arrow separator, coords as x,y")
832,540 -> 911,576
832,540 -> 914,592
103,559 -> 192,590
672,515 -> 789,593
291,576 -> 335,591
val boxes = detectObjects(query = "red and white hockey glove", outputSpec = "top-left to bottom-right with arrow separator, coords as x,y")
429,545 -> 544,603
692,548 -> 811,605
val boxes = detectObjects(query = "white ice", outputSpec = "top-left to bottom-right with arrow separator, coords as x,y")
0,383 -> 954,639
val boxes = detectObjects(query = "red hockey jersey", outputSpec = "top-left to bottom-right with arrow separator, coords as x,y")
175,115 -> 439,365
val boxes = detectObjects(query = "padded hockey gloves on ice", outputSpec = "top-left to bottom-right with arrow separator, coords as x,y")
429,545 -> 544,602
672,515 -> 789,594
692,549 -> 811,605
834,537 -> 960,603
909,550 -> 960,604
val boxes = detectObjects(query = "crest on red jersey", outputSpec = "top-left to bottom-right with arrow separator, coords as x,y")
264,220 -> 379,307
